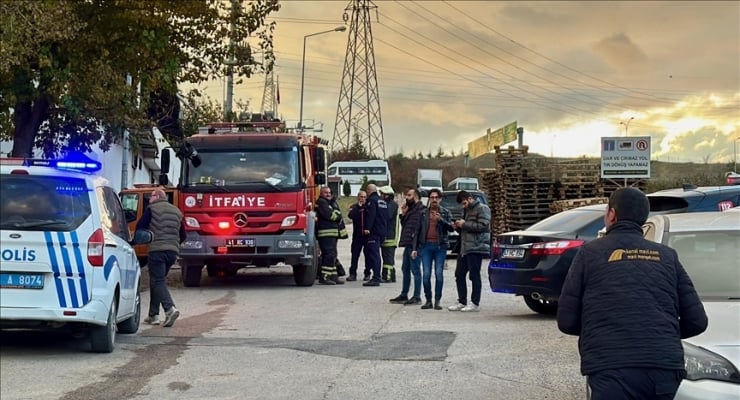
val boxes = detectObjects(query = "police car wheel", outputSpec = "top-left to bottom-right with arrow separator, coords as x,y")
522,295 -> 558,315
117,285 -> 141,334
90,298 -> 117,353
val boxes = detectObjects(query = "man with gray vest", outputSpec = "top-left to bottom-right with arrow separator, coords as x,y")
136,188 -> 186,327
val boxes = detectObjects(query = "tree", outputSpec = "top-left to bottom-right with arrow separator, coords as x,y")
349,131 -> 370,160
342,180 -> 351,197
450,148 -> 457,157
0,0 -> 280,157
435,146 -> 445,158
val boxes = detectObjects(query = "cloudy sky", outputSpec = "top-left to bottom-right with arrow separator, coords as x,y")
199,1 -> 740,163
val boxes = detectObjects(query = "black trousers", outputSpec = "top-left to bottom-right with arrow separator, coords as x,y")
318,237 -> 338,278
454,253 -> 483,306
349,236 -> 366,276
588,368 -> 683,400
363,235 -> 382,282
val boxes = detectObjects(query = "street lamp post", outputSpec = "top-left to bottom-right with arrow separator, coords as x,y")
299,26 -> 346,132
620,117 -> 634,137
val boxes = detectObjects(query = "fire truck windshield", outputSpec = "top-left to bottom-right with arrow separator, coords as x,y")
184,147 -> 300,192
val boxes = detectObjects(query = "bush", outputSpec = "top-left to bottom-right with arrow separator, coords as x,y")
342,180 -> 351,197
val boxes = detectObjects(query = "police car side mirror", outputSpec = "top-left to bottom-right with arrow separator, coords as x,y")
131,229 -> 153,245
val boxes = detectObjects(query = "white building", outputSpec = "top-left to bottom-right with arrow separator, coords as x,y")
0,127 -> 181,193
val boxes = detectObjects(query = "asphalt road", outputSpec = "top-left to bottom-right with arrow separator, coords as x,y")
1,230 -> 586,400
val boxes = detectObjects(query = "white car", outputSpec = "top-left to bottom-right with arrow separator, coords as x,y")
643,212 -> 740,399
0,155 -> 148,353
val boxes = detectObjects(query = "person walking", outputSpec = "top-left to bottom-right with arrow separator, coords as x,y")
557,187 -> 708,400
379,186 -> 399,283
416,188 -> 455,310
448,190 -> 491,312
361,184 -> 387,287
136,188 -> 186,327
315,186 -> 343,285
389,188 -> 424,304
346,191 -> 368,281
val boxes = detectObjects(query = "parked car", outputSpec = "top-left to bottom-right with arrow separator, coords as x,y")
489,185 -> 740,314
643,212 -> 740,400
440,190 -> 489,254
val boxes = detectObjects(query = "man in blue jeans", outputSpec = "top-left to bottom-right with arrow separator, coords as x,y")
415,188 -> 455,310
448,190 -> 491,312
136,188 -> 186,327
389,188 -> 424,304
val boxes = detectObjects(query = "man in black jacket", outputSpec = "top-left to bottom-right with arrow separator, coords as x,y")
361,184 -> 387,287
389,188 -> 424,303
346,191 -> 368,281
557,187 -> 708,400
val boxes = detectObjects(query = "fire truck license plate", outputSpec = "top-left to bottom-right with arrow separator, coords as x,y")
226,238 -> 256,247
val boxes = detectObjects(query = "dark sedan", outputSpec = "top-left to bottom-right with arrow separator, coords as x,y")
489,184 -> 740,315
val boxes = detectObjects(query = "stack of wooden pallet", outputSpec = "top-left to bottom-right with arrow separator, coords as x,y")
478,148 -> 650,235
479,168 -> 510,235
549,197 -> 609,214
552,158 -> 604,199
492,146 -> 556,232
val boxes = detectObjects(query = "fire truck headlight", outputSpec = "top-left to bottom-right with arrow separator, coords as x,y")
185,217 -> 200,228
182,240 -> 204,249
278,240 -> 303,249
281,216 -> 298,227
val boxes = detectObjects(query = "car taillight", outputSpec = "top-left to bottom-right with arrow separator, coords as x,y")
88,228 -> 104,266
530,240 -> 585,256
491,240 -> 501,257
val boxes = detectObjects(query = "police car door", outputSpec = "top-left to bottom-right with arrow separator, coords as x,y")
96,187 -> 138,314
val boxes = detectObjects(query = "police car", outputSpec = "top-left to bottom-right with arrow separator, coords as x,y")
0,155 -> 148,353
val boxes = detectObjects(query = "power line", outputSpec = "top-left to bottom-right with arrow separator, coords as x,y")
441,0 -> 681,104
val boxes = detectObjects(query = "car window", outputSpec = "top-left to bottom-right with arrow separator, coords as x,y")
527,209 -> 604,232
120,193 -> 139,213
0,175 -> 91,231
667,231 -> 740,299
97,187 -> 129,240
441,194 -> 458,209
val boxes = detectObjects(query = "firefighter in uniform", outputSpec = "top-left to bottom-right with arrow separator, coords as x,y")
379,186 -> 399,283
362,184 -> 388,287
316,186 -> 343,285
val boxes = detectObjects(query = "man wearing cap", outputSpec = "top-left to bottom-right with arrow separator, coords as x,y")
557,187 -> 708,399
379,186 -> 399,283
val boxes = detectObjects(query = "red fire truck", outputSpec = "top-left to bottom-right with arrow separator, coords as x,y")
158,117 -> 328,287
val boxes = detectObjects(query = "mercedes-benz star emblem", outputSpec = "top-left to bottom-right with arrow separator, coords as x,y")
233,212 -> 248,228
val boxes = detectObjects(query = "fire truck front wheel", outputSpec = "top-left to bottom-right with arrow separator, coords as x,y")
293,244 -> 318,287
181,263 -> 204,287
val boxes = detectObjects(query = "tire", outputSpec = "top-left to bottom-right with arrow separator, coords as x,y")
182,263 -> 203,287
293,243 -> 318,287
523,295 -> 558,315
117,284 -> 141,334
90,297 -> 117,353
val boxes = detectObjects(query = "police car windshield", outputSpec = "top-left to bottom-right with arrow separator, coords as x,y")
0,175 -> 91,231
667,230 -> 740,299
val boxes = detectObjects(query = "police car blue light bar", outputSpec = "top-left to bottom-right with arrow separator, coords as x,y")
0,153 -> 102,173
